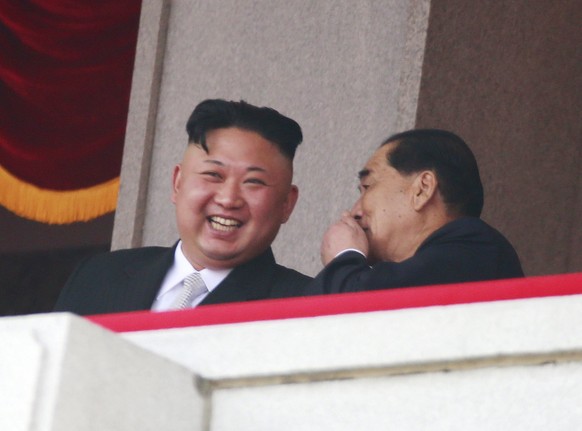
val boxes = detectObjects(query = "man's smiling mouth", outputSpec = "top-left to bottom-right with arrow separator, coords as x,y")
208,216 -> 242,232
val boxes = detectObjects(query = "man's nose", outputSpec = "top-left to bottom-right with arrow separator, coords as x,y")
350,199 -> 363,220
214,180 -> 244,208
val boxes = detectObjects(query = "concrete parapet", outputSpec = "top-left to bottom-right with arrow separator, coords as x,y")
3,273 -> 582,430
0,313 -> 204,431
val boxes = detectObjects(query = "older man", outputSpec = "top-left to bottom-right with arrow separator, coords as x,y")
55,99 -> 311,314
308,128 -> 523,295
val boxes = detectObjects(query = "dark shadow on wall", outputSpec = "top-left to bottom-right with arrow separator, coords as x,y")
0,207 -> 115,316
0,246 -> 109,316
415,0 -> 582,276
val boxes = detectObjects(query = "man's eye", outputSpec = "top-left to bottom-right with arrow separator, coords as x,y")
359,184 -> 370,193
201,171 -> 222,180
245,178 -> 267,186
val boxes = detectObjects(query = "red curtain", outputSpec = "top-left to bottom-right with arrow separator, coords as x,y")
0,0 -> 141,222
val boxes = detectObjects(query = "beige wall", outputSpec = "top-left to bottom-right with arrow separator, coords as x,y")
114,0 -> 582,277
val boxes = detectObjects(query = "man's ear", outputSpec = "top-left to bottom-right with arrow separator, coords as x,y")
171,164 -> 182,204
412,170 -> 438,211
281,185 -> 299,223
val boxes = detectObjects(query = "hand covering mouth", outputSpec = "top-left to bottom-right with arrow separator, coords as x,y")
208,216 -> 243,232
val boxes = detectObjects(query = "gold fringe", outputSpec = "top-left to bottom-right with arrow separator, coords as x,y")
0,164 -> 119,224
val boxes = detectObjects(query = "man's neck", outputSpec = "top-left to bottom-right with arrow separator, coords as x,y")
402,210 -> 458,262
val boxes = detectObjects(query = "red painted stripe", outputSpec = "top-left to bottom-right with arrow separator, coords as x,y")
87,272 -> 582,333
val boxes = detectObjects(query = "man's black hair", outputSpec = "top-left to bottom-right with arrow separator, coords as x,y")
186,99 -> 303,160
383,128 -> 484,217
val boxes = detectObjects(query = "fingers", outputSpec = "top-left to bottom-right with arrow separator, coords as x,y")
339,211 -> 361,230
319,210 -> 368,265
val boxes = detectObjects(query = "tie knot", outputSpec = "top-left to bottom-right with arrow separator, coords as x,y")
184,272 -> 204,290
172,272 -> 207,310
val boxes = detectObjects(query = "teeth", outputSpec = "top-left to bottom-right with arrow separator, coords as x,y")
209,216 -> 241,232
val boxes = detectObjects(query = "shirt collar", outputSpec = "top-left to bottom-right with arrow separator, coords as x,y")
155,241 -> 232,299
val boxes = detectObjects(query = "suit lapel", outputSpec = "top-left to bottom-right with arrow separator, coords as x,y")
118,245 -> 176,311
200,248 -> 277,306
111,245 -> 279,309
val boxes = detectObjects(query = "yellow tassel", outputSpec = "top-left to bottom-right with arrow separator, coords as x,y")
0,164 -> 119,224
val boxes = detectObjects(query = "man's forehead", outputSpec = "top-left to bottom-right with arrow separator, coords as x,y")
202,157 -> 267,173
359,145 -> 391,178
185,138 -> 293,177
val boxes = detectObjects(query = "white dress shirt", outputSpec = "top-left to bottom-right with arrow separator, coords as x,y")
335,248 -> 367,259
151,241 -> 232,312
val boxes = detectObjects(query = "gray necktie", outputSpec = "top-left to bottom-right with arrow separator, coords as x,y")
171,272 -> 207,310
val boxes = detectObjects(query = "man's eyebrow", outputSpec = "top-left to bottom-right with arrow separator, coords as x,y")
247,166 -> 267,173
203,159 -> 224,167
358,168 -> 370,180
203,159 -> 267,173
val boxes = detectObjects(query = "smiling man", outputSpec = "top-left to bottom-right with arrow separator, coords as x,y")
55,99 -> 311,315
307,128 -> 524,296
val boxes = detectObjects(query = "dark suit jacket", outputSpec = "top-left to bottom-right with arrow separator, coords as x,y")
54,245 -> 311,315
306,217 -> 524,295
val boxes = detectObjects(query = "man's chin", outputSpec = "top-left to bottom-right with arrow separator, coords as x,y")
195,237 -> 270,268
182,243 -> 240,269
202,251 -> 241,266
200,244 -> 263,269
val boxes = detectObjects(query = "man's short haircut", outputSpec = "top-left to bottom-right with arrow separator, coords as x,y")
186,99 -> 303,160
383,129 -> 484,217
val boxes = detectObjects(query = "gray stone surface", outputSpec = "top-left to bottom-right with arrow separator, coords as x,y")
0,313 -> 205,431
112,0 -> 171,250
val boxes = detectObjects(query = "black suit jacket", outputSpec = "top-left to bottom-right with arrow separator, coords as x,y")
54,245 -> 311,315
306,217 -> 524,295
